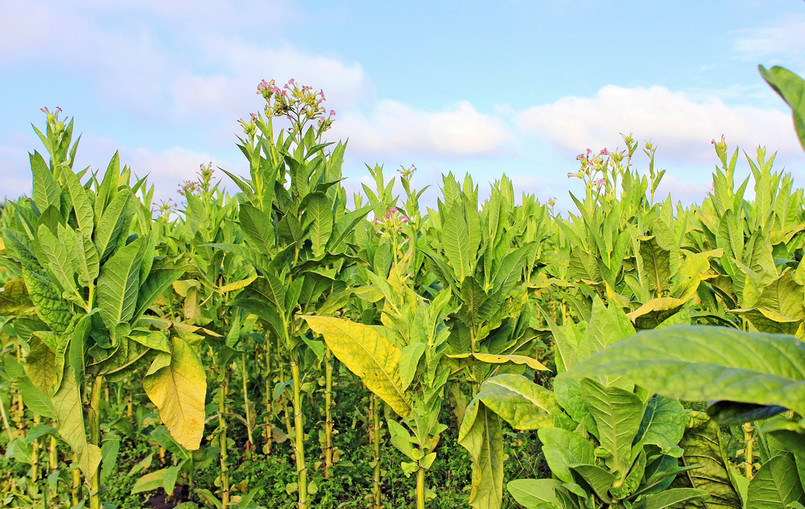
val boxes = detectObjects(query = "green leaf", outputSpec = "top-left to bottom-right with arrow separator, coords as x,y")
580,378 -> 644,475
640,488 -> 710,508
303,316 -> 412,417
97,237 -> 143,333
538,427 -> 595,484
16,378 -> 56,419
131,467 -> 168,494
63,166 -> 94,238
746,453 -> 805,508
30,151 -> 60,212
399,342 -> 426,392
442,201 -> 480,281
475,374 -> 557,430
759,65 -> 805,152
637,396 -> 686,456
143,337 -> 207,450
134,261 -> 187,321
677,415 -> 742,507
36,224 -> 81,302
239,203 -> 274,254
458,402 -> 504,509
302,192 -> 333,258
507,479 -> 564,509
54,365 -> 101,480
93,189 -> 132,262
570,326 -> 805,415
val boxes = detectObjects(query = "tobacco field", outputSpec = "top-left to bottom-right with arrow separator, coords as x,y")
0,66 -> 804,509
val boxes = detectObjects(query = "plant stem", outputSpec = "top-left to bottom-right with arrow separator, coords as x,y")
71,453 -> 81,506
219,370 -> 230,509
241,352 -> 254,453
89,375 -> 104,509
743,422 -> 754,479
290,348 -> 308,508
324,345 -> 333,479
263,333 -> 273,456
371,394 -> 382,509
416,464 -> 426,509
31,414 -> 40,487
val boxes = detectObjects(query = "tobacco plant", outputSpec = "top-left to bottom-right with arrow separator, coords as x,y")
0,110 -> 197,507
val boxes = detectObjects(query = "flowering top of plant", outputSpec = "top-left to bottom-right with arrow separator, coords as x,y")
249,78 -> 335,138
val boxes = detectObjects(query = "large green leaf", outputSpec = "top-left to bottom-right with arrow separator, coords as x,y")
54,365 -> 102,480
637,396 -> 686,457
746,453 -> 805,508
97,237 -> 144,333
760,65 -> 805,152
302,192 -> 333,258
239,202 -> 275,254
36,224 -> 80,301
571,326 -> 805,415
303,315 -> 411,417
142,337 -> 207,450
63,166 -> 95,239
442,201 -> 480,281
640,488 -> 710,508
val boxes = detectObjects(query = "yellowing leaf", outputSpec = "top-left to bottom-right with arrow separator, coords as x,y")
143,337 -> 206,450
447,352 -> 550,371
303,315 -> 411,417
54,366 -> 101,480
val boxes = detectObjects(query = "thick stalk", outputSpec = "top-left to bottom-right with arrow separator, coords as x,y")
49,431 -> 58,473
371,394 -> 382,508
290,349 -> 308,508
416,464 -> 426,509
743,422 -> 754,479
71,453 -> 81,506
263,334 -> 273,455
219,371 -> 230,509
89,375 -> 104,509
324,346 -> 333,478
241,352 -> 254,453
31,414 -> 41,486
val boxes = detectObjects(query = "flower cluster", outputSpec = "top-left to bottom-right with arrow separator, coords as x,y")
373,206 -> 409,237
254,78 -> 335,136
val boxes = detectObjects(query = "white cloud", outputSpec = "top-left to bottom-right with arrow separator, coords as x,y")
331,100 -> 513,159
732,16 -> 805,65
517,84 -> 802,164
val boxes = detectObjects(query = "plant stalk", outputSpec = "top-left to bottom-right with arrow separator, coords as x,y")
371,394 -> 382,508
416,464 -> 426,509
241,352 -> 255,454
88,375 -> 104,509
219,370 -> 230,509
743,422 -> 754,479
324,345 -> 333,479
290,349 -> 308,508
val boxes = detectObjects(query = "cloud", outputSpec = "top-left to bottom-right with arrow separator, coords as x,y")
517,84 -> 802,164
331,100 -> 513,159
732,16 -> 805,65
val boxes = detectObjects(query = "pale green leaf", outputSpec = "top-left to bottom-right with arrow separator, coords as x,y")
97,237 -> 143,332
746,453 -> 805,508
143,337 -> 207,450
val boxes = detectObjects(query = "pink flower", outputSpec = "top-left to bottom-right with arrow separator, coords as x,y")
320,90 -> 326,100
288,78 -> 295,85
330,110 -> 336,116
389,206 -> 397,214
599,148 -> 609,156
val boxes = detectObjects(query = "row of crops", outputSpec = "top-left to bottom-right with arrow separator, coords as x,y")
1,69 -> 804,509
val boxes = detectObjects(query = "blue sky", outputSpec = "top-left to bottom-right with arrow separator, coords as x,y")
2,1 -> 805,211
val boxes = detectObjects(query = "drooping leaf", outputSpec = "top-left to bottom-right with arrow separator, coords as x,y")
142,337 -> 207,450
54,365 -> 102,480
759,65 -> 805,152
448,352 -> 550,372
474,374 -> 557,430
678,415 -> 742,508
571,326 -> 805,415
458,402 -> 504,509
303,315 -> 411,417
399,342 -> 426,392
538,426 -> 595,484
640,488 -> 710,509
